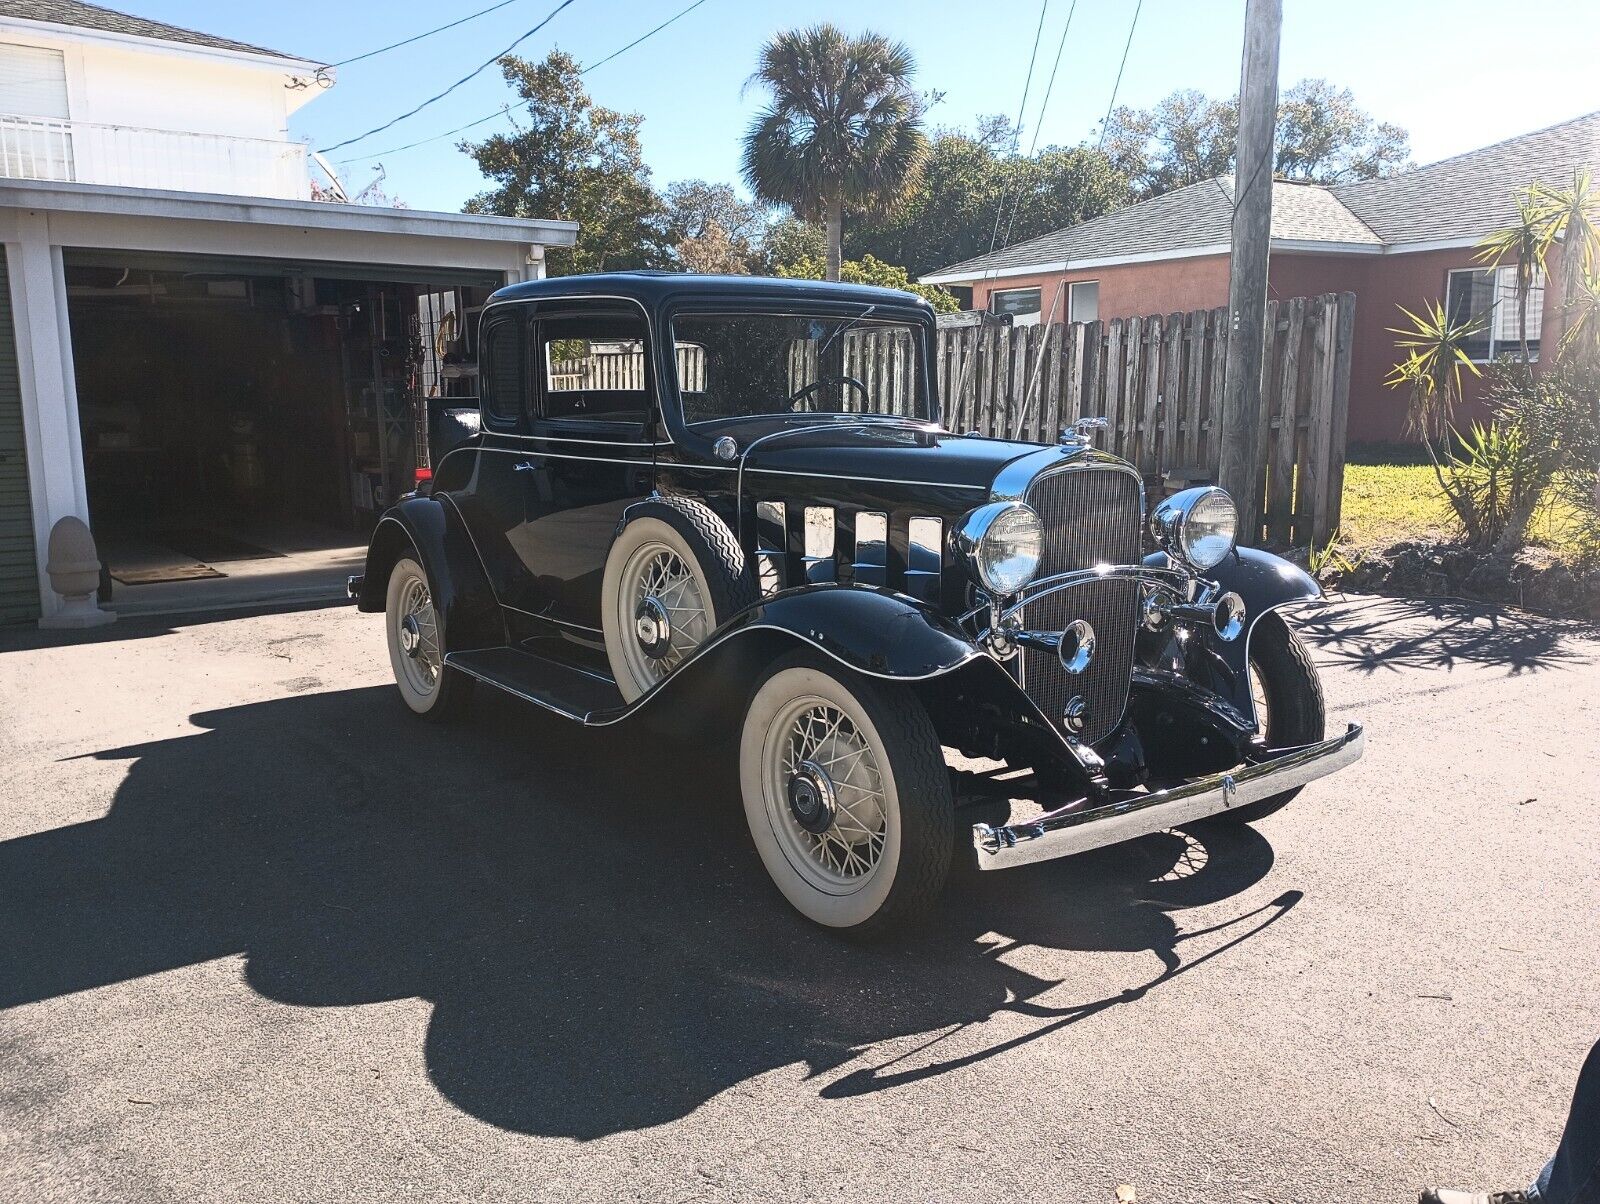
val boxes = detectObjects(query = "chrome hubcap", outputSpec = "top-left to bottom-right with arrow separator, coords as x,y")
633,595 -> 672,659
399,613 -> 422,657
786,759 -> 837,835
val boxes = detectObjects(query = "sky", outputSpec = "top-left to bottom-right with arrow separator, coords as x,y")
132,0 -> 1600,215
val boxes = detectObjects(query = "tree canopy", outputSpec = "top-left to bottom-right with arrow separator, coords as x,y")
1102,79 -> 1412,199
461,51 -> 670,275
844,119 -> 1129,277
773,253 -> 958,312
662,180 -> 766,274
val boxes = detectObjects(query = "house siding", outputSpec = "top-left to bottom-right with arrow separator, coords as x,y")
0,246 -> 40,623
968,254 -> 1231,325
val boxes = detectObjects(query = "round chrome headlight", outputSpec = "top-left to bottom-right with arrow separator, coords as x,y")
1150,486 -> 1238,572
956,502 -> 1043,597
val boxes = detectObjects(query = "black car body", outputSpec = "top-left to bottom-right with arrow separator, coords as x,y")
352,272 -> 1363,934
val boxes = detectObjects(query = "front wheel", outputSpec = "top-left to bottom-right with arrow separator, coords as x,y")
1215,610 -> 1325,824
738,653 -> 953,937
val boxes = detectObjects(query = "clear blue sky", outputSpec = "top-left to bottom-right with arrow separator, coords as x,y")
134,0 -> 1600,214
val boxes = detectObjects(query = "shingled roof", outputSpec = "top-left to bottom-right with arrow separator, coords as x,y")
1330,110 -> 1600,244
924,110 -> 1600,284
0,0 -> 308,62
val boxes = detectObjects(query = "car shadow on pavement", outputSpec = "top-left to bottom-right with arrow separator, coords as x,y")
2,683 -> 1288,1140
1294,594 -> 1596,676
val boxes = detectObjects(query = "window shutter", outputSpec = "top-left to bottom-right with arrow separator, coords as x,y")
0,44 -> 70,119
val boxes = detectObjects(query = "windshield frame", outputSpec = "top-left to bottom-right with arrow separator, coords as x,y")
664,300 -> 938,433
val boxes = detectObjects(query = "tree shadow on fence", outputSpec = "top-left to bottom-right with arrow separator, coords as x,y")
2,684 -> 1290,1140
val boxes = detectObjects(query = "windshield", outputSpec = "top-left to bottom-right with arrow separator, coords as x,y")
672,312 -> 930,425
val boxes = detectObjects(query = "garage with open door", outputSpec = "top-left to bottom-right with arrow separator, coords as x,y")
62,251 -> 497,612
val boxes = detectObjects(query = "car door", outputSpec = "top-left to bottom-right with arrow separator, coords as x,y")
513,301 -> 657,644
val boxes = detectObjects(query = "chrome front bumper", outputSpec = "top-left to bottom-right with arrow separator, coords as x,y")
971,722 -> 1365,871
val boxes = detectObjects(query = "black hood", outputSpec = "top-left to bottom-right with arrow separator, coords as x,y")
728,421 -> 1048,493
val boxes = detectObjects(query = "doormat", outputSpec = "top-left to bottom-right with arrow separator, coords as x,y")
111,562 -> 225,585
157,528 -> 283,563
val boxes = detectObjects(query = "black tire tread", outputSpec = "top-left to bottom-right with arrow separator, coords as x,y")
826,668 -> 954,940
635,496 -> 759,622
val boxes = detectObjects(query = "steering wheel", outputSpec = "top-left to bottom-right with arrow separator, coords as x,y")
786,375 -> 870,412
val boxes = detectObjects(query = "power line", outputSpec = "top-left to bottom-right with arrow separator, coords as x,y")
329,0 -> 529,69
333,0 -> 712,165
999,0 -> 1078,249
317,0 -> 579,154
1096,0 -> 1143,151
983,0 -> 1051,259
579,0 -> 710,75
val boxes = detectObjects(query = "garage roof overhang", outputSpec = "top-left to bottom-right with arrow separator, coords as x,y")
0,178 -> 578,282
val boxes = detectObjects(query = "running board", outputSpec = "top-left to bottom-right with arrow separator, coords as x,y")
446,648 -> 626,723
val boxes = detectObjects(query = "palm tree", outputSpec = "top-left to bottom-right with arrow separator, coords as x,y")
742,25 -> 927,281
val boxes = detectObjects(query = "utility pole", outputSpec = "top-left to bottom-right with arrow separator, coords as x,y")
1217,0 -> 1281,539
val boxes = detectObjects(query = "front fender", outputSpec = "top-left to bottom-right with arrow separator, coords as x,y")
721,584 -> 982,679
1145,546 -> 1322,717
357,496 -> 506,653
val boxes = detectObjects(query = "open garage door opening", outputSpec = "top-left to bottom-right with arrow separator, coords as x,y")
63,253 -> 495,613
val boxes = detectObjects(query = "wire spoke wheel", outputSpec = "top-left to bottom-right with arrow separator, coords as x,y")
616,540 -> 712,691
395,572 -> 442,696
768,698 -> 889,888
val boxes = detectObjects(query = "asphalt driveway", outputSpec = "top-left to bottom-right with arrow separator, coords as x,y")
1,594 -> 1596,1203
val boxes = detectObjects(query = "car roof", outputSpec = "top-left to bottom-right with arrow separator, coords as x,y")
488,270 -> 934,313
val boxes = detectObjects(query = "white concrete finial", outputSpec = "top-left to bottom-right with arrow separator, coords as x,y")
40,516 -> 115,629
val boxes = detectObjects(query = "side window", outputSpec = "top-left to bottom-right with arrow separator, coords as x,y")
535,309 -> 651,435
480,309 -> 529,431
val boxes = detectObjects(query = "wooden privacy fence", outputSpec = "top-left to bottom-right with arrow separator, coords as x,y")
934,291 -> 1356,548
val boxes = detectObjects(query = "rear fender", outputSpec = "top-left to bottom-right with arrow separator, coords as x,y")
357,496 -> 506,653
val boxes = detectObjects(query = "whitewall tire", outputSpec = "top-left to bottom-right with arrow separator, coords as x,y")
738,653 -> 953,936
385,556 -> 472,721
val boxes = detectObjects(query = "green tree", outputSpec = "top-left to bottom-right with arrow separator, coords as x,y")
847,120 -> 1128,277
662,180 -> 766,274
774,252 -> 958,312
462,51 -> 669,275
1103,79 -> 1411,199
741,24 -> 927,281
759,215 -> 825,272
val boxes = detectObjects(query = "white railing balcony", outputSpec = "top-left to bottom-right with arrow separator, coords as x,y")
0,115 -> 310,200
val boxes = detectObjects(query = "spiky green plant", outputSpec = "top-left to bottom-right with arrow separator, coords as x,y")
1386,300 -> 1487,542
741,25 -> 927,281
1477,191 -> 1551,365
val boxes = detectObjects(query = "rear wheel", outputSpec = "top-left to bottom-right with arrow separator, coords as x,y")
1216,610 -> 1324,824
385,556 -> 473,721
739,653 -> 953,936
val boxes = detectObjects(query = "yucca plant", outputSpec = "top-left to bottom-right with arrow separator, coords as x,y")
1447,420 -> 1550,551
1385,300 -> 1487,543
1476,190 -> 1552,365
742,25 -> 927,281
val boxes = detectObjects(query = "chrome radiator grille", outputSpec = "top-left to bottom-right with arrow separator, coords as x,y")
1022,465 -> 1144,745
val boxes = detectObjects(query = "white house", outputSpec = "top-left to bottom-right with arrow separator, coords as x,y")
0,0 -> 577,623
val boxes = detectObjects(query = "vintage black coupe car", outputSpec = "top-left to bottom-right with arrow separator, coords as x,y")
350,272 -> 1364,935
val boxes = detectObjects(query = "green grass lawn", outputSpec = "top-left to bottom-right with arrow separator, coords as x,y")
1339,459 -> 1589,560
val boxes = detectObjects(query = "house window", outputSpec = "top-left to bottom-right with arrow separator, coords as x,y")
990,287 -> 1041,326
1069,280 -> 1100,324
0,43 -> 73,181
1445,265 -> 1545,361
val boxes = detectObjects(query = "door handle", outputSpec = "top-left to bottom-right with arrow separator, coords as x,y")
512,461 -> 539,472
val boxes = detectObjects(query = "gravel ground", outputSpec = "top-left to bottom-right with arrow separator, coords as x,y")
1,594 -> 1596,1204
